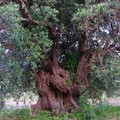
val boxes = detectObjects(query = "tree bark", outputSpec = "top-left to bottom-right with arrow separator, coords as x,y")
31,28 -> 99,115
31,26 -> 78,115
31,63 -> 79,115
73,32 -> 90,88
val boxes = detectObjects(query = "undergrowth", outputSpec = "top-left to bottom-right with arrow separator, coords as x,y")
0,105 -> 120,120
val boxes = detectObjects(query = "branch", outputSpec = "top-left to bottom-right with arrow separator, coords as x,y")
18,0 -> 39,25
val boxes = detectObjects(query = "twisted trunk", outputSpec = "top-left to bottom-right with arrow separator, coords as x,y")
31,26 -> 78,115
31,65 -> 78,114
73,32 -> 90,88
31,29 -> 99,115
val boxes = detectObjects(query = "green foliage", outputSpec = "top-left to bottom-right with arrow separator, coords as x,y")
88,55 -> 120,98
0,109 -> 70,120
0,106 -> 120,120
36,0 -> 57,6
30,3 -> 59,24
0,3 -> 21,30
1,4 -> 52,67
62,51 -> 78,85
0,3 -> 52,102
93,105 -> 120,120
77,91 -> 96,120
62,51 -> 78,73
72,2 -> 115,30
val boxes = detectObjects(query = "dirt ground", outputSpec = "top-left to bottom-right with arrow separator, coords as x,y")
4,98 -> 120,109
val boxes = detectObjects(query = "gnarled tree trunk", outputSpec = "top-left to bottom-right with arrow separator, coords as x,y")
31,29 -> 97,115
31,26 -> 78,115
31,65 -> 78,115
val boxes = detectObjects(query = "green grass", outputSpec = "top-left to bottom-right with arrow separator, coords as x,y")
93,105 -> 120,120
0,105 -> 120,120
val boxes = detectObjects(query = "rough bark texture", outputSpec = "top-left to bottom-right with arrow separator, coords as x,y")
31,28 -> 98,115
31,26 -> 79,115
31,65 -> 78,115
74,32 -> 89,87
30,25 -> 102,115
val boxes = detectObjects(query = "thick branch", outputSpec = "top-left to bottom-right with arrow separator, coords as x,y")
18,0 -> 39,25
48,26 -> 60,66
73,32 -> 89,87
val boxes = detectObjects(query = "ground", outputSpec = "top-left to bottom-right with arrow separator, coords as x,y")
4,98 -> 120,109
0,98 -> 120,120
0,106 -> 120,120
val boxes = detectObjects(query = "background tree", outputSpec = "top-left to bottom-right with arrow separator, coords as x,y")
0,0 -> 120,114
